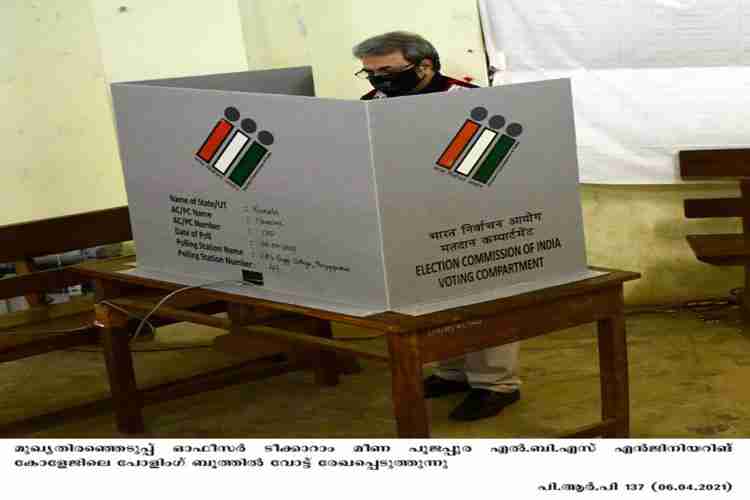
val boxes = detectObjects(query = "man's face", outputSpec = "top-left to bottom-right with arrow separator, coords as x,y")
360,51 -> 414,76
357,50 -> 434,96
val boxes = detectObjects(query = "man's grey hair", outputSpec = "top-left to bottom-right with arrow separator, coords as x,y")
352,31 -> 441,71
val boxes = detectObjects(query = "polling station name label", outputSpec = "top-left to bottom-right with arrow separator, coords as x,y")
168,193 -> 353,277
169,194 -> 254,269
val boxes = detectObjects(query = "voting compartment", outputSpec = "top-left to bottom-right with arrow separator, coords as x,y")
111,67 -> 597,316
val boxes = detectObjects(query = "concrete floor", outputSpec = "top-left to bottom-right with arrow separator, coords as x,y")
2,304 -> 749,438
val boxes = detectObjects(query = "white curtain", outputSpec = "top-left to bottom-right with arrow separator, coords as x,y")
478,0 -> 750,184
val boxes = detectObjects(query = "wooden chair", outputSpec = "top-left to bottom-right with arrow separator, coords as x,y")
680,149 -> 750,321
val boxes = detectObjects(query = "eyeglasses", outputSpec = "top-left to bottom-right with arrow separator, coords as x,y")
354,63 -> 415,79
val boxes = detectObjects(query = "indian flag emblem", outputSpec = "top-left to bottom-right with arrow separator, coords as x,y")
195,106 -> 275,189
435,106 -> 523,187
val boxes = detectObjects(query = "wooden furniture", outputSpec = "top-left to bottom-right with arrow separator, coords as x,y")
680,149 -> 750,321
0,207 -> 293,435
0,207 -> 132,363
75,256 -> 639,438
0,207 -> 131,433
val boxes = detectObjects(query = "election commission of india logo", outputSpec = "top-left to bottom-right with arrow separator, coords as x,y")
435,106 -> 523,187
194,106 -> 275,190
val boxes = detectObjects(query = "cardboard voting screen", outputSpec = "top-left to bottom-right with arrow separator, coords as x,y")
111,66 -> 598,317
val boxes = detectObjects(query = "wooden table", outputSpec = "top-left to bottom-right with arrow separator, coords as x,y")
75,256 -> 639,438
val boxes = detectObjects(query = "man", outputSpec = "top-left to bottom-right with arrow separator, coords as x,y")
352,31 -> 521,421
354,31 -> 475,99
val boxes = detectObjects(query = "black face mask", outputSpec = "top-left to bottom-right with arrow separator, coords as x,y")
367,65 -> 423,97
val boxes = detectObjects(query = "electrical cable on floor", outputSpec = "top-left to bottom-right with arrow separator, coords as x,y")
624,292 -> 738,324
98,300 -> 157,338
626,299 -> 732,314
0,280 -> 246,355
106,279 -> 246,343
108,279 -> 387,342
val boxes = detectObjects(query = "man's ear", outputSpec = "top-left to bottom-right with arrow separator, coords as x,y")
417,58 -> 435,78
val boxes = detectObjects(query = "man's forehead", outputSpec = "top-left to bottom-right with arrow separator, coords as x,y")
360,51 -> 409,68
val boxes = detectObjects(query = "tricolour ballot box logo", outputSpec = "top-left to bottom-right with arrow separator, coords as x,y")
195,106 -> 274,189
435,106 -> 523,187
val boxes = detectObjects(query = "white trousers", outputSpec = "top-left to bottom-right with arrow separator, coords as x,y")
433,342 -> 520,393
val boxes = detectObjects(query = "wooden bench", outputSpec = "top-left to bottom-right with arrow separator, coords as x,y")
680,149 -> 750,320
0,207 -> 144,434
0,207 -> 133,360
0,207 -> 305,435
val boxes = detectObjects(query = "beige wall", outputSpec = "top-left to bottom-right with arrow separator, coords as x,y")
2,0 -> 741,304
583,184 -> 743,305
237,0 -> 310,71
1,0 -> 125,226
91,0 -> 248,82
1,0 -> 249,227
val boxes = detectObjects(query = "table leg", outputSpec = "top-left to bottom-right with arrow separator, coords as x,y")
95,303 -> 144,434
387,333 -> 429,438
313,319 -> 339,387
597,288 -> 629,438
227,303 -> 255,330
